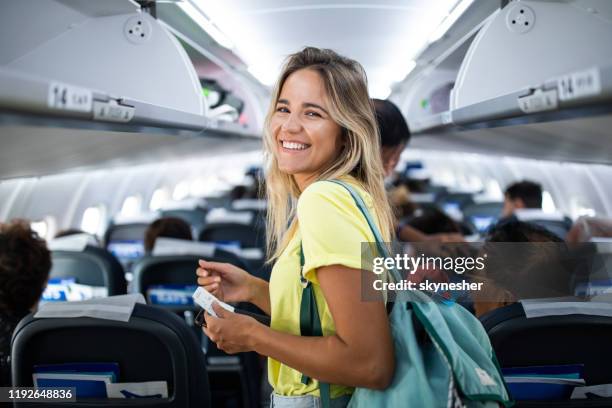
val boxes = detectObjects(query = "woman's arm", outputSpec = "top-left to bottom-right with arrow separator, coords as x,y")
205,264 -> 395,389
248,276 -> 271,315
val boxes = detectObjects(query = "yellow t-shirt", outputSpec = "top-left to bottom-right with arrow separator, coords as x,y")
267,177 -> 381,398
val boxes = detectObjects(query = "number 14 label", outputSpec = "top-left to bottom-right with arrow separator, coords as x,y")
47,82 -> 92,112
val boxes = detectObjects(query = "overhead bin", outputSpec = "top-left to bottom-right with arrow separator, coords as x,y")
0,0 -> 260,136
399,0 -> 612,164
0,0 -> 262,179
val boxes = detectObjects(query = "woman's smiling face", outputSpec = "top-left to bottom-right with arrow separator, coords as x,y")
270,68 -> 344,190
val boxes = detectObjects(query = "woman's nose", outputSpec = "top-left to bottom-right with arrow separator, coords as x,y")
281,113 -> 301,132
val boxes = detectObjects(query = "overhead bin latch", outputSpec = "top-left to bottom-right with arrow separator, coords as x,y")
92,98 -> 135,123
517,88 -> 558,114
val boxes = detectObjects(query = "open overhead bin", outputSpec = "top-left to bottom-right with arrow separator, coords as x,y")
399,0 -> 612,164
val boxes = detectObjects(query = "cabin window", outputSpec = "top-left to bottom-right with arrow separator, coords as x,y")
190,178 -> 207,197
81,205 -> 105,235
30,216 -> 55,240
30,220 -> 48,240
542,190 -> 557,213
485,179 -> 503,200
173,181 -> 190,201
150,188 -> 170,210
570,197 -> 596,219
120,195 -> 142,216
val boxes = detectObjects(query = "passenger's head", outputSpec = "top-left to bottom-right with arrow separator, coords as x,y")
144,217 -> 193,252
486,220 -> 563,244
263,47 -> 394,258
474,220 -> 568,317
372,99 -> 410,177
407,208 -> 462,235
502,180 -> 542,217
0,220 -> 51,313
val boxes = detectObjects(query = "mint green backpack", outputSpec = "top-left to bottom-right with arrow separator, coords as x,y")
298,180 -> 513,408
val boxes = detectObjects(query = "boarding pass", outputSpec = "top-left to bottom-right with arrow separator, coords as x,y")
192,287 -> 235,317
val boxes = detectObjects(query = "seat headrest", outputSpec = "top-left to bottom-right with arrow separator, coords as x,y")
205,208 -> 253,225
152,237 -> 216,257
514,209 -> 566,222
112,212 -> 160,224
231,199 -> 267,211
49,233 -> 98,252
34,294 -> 146,322
520,299 -> 612,318
160,197 -> 207,211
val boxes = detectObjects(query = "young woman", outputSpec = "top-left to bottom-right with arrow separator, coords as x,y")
196,47 -> 395,407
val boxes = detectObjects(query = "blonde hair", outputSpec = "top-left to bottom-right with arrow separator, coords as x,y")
263,47 -> 395,261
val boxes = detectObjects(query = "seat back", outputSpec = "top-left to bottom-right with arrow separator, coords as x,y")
199,223 -> 266,250
132,250 -> 249,302
514,209 -> 573,239
480,302 -> 612,391
11,303 -> 210,407
132,250 -> 262,408
462,201 -> 503,233
51,245 -> 127,296
161,208 -> 208,236
104,222 -> 148,271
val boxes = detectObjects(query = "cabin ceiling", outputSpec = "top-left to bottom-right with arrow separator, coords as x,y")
190,0 -> 461,97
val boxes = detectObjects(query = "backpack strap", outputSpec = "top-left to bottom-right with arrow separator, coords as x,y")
299,243 -> 331,408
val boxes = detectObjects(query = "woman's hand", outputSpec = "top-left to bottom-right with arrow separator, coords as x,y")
203,302 -> 261,354
196,259 -> 271,314
196,259 -> 254,303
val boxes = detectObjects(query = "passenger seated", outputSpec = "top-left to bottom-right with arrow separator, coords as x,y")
373,98 -> 411,178
144,217 -> 193,253
0,220 -> 51,386
501,180 -> 542,217
473,220 -> 570,317
406,207 -> 462,236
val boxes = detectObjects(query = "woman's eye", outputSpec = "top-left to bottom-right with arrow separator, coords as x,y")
305,111 -> 321,117
276,106 -> 289,113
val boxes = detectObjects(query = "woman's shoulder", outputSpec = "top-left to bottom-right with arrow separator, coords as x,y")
298,177 -> 373,211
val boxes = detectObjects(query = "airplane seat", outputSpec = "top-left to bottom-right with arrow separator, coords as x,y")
199,208 -> 265,249
161,206 -> 208,236
530,218 -> 573,240
132,250 -> 250,298
51,245 -> 127,296
132,251 -> 262,408
199,223 -> 266,249
104,222 -> 149,272
514,209 -> 573,240
480,302 -> 612,406
104,222 -> 150,247
462,201 -> 504,233
11,303 -> 210,407
435,192 -> 475,222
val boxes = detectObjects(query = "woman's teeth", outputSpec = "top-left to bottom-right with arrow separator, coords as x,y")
282,141 -> 309,150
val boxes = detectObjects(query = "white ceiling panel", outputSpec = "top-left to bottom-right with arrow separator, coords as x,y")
192,0 -> 458,96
